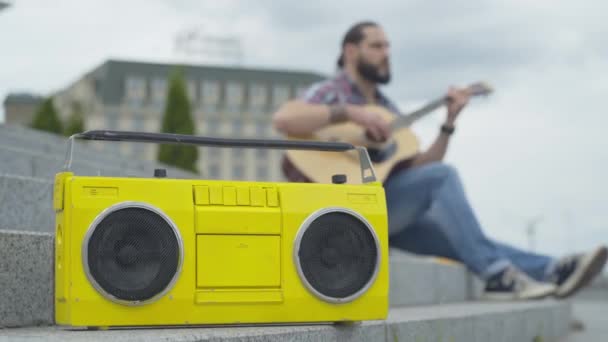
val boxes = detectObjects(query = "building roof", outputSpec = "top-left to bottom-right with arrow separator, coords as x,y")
86,59 -> 326,105
3,93 -> 44,106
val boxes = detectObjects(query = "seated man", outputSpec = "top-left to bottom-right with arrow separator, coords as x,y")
272,21 -> 607,300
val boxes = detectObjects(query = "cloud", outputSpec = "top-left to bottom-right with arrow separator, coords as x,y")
1,0 -> 607,257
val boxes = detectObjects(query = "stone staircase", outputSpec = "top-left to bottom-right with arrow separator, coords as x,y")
0,124 -> 196,179
0,126 -> 573,341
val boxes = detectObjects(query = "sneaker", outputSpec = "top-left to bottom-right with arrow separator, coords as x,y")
551,246 -> 607,298
483,266 -> 556,300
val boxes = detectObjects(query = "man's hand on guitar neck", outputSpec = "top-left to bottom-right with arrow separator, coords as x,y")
445,86 -> 471,126
342,104 -> 391,142
410,86 -> 471,168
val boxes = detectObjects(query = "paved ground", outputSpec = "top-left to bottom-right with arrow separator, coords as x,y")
563,289 -> 608,341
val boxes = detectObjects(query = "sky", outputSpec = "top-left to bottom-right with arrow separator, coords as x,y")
1,0 -> 607,258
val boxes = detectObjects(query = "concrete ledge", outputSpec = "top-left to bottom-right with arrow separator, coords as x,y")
0,176 -> 54,232
0,230 -> 53,328
0,301 -> 571,341
389,249 -> 483,306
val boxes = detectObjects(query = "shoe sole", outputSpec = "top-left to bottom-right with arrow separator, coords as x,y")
518,284 -> 557,300
482,284 -> 556,301
555,246 -> 608,298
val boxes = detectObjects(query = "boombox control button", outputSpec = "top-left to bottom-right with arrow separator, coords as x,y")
154,169 -> 167,178
332,174 -> 347,184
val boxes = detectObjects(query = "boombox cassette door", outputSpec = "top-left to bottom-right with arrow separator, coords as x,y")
194,183 -> 284,304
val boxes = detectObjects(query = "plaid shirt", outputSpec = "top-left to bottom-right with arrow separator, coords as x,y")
300,71 -> 401,114
282,71 -> 405,183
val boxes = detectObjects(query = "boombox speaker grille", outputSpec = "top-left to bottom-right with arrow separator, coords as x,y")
84,203 -> 182,304
295,208 -> 379,303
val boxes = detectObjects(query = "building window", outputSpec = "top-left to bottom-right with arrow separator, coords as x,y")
255,149 -> 268,160
201,80 -> 220,105
256,165 -> 268,179
209,164 -> 221,179
249,83 -> 267,108
271,84 -> 290,107
208,147 -> 221,161
125,76 -> 146,106
233,165 -> 244,179
187,80 -> 198,105
132,141 -> 146,157
118,116 -> 131,130
225,105 -> 240,115
226,82 -> 243,105
202,104 -> 218,116
145,118 -> 158,132
151,78 -> 166,109
232,118 -> 243,135
232,148 -> 245,159
225,81 -> 243,115
132,117 -> 144,132
206,118 -> 221,134
105,113 -> 119,130
255,120 -> 268,137
250,107 -> 267,118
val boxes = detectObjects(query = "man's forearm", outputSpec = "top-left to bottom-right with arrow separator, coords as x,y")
272,100 -> 333,135
410,129 -> 452,167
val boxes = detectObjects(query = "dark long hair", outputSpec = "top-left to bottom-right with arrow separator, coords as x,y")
336,21 -> 379,68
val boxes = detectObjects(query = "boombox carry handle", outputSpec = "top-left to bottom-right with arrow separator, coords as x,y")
64,130 -> 377,183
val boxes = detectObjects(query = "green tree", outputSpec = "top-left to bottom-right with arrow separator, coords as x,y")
64,101 -> 85,136
30,97 -> 63,135
157,68 -> 198,173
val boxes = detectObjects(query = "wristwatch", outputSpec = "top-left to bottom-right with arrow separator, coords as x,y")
440,124 -> 455,135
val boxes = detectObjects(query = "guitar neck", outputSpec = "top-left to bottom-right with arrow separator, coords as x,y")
389,96 -> 448,131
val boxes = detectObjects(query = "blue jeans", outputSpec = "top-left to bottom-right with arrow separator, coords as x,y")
385,162 -> 554,281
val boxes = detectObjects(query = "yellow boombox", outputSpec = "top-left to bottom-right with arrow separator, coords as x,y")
54,130 -> 388,328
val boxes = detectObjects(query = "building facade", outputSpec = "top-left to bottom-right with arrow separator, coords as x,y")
3,93 -> 44,126
52,59 -> 324,181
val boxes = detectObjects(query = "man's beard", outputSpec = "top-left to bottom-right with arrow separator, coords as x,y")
357,58 -> 391,84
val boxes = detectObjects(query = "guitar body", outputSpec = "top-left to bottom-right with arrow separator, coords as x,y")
285,105 -> 420,184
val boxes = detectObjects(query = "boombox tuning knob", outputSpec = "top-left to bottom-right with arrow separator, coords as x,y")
332,174 -> 347,184
154,169 -> 167,178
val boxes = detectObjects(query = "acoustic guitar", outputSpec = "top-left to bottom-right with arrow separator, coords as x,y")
285,82 -> 493,184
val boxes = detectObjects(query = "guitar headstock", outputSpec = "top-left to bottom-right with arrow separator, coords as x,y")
466,82 -> 493,97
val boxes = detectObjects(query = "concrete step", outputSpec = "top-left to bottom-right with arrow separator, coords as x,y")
0,174 -> 179,233
0,144 -> 128,179
0,124 -> 145,169
564,296 -> 608,342
389,248 -> 483,306
0,124 -> 197,179
0,230 -> 482,328
0,144 -> 195,179
0,301 -> 571,342
0,175 -> 54,232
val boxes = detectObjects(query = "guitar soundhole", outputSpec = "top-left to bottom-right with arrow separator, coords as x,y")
367,142 -> 398,163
